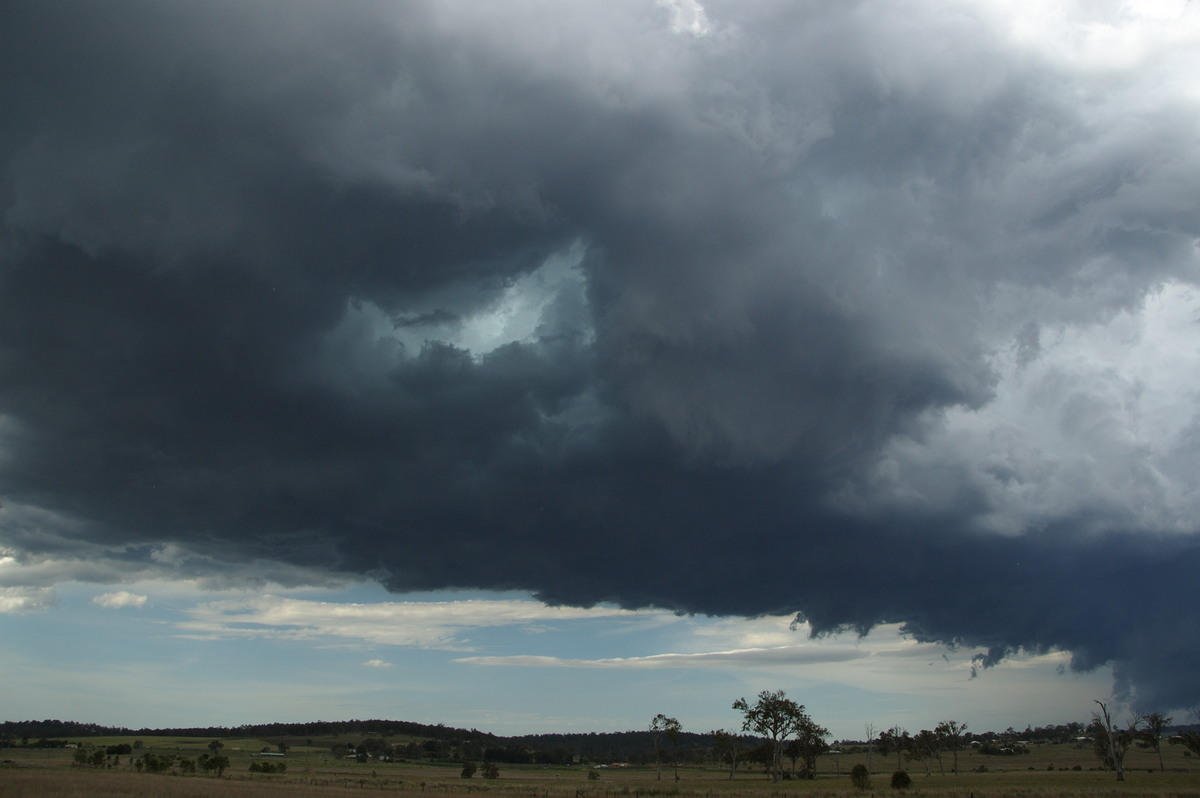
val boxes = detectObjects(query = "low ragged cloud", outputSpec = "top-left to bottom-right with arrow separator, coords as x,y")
0,586 -> 55,614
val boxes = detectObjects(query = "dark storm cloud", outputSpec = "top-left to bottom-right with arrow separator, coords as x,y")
3,0 -> 1200,709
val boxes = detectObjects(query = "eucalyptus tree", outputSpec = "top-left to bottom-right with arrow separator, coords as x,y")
732,689 -> 819,782
649,714 -> 681,781
1141,712 -> 1171,772
934,720 -> 966,774
863,723 -> 876,774
909,729 -> 938,775
877,726 -> 908,772
712,728 -> 746,780
790,715 -> 830,779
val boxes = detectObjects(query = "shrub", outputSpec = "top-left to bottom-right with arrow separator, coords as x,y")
460,762 -> 477,778
139,753 -> 173,774
890,769 -> 912,790
482,762 -> 501,779
249,761 -> 287,774
588,769 -> 601,780
850,763 -> 871,790
199,753 -> 230,777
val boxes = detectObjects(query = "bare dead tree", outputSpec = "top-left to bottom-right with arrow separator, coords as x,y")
1091,700 -> 1144,781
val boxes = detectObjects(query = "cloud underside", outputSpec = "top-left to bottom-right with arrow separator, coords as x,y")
2,0 -> 1200,709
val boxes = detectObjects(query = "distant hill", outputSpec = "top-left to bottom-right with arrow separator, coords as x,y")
0,718 -> 492,743
0,718 -> 724,762
0,720 -> 128,740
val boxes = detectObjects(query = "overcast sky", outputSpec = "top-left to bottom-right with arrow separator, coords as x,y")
2,0 -> 1199,739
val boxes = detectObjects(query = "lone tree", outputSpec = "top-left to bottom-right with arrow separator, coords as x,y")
649,714 -> 681,781
199,739 -> 229,778
733,689 -> 817,782
863,723 -> 876,775
1091,700 -> 1143,781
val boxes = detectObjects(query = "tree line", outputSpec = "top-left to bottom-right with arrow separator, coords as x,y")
647,693 -> 1200,785
0,718 -> 492,743
8,699 -> 1200,783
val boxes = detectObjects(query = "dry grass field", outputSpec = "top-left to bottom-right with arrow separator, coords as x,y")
3,738 -> 1200,798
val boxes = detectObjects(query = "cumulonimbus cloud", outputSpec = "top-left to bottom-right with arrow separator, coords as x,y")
1,0 -> 1199,710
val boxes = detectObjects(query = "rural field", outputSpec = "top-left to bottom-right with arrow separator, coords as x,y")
3,736 -> 1200,798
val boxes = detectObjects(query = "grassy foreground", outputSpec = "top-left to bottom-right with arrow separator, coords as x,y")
3,738 -> 1200,798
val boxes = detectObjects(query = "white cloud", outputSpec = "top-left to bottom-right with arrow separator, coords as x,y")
0,586 -> 56,613
456,619 -> 978,674
0,547 -> 155,589
684,613 -> 807,650
657,0 -> 711,37
457,645 -> 864,669
984,0 -> 1197,61
836,281 -> 1200,536
92,590 -> 148,609
174,595 -> 656,649
362,659 -> 392,668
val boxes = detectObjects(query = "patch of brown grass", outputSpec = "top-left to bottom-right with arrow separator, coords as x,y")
6,766 -> 1200,798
